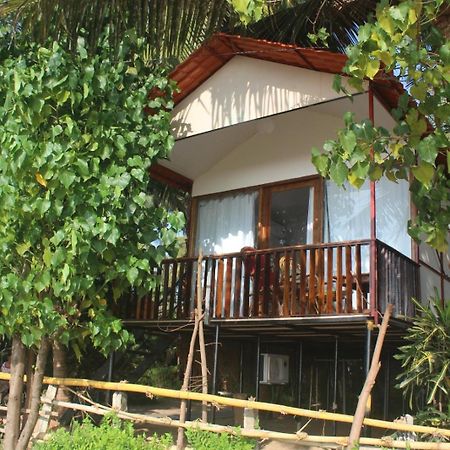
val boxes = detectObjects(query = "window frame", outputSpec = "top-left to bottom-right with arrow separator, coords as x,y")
188,175 -> 323,256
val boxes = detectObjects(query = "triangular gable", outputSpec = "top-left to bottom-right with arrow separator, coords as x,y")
170,34 -> 404,139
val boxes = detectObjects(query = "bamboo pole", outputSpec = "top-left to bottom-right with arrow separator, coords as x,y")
348,304 -> 393,449
196,251 -> 208,423
38,399 -> 450,450
176,300 -> 200,449
1,372 -> 449,437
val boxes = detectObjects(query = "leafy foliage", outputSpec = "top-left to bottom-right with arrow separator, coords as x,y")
228,0 -> 265,25
312,0 -> 449,251
185,427 -> 256,450
34,415 -> 173,450
395,298 -> 450,413
0,27 -> 184,354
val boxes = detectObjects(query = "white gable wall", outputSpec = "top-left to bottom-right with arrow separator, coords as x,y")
192,108 -> 340,196
172,56 -> 359,139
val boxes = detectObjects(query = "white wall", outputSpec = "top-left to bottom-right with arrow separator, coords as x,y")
172,56 -> 359,139
192,108 -> 343,197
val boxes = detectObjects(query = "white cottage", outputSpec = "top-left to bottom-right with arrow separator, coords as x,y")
123,34 -> 449,422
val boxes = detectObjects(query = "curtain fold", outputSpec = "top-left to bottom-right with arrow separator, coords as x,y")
195,191 -> 258,256
324,178 -> 411,257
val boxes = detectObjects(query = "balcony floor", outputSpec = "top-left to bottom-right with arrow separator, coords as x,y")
123,313 -> 411,342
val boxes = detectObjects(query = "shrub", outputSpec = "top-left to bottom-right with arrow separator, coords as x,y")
34,415 -> 173,450
185,427 -> 256,450
395,298 -> 449,415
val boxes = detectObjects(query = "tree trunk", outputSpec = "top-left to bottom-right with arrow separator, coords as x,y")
176,318 -> 200,449
51,340 -> 70,427
347,304 -> 393,449
16,337 -> 50,450
196,253 -> 208,423
23,349 -> 36,427
3,335 -> 26,450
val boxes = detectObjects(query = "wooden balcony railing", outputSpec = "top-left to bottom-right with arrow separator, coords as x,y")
119,240 -> 419,322
377,241 -> 418,318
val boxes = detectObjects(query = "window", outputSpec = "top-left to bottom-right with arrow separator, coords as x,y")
193,177 -> 321,255
195,191 -> 259,256
268,185 -> 314,247
323,178 -> 411,257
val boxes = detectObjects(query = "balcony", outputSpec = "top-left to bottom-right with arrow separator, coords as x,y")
119,240 -> 418,323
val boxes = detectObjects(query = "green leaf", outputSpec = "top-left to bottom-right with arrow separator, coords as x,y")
60,171 -> 76,188
311,151 -> 329,175
43,247 -> 52,267
16,241 -> 31,256
330,160 -> 348,186
417,137 -> 438,164
341,130 -> 357,154
126,267 -> 139,284
332,74 -> 342,93
369,165 -> 383,181
412,162 -> 434,187
56,90 -> 70,105
439,42 -> 450,65
348,172 -> 365,189
365,59 -> 380,80
61,263 -> 70,284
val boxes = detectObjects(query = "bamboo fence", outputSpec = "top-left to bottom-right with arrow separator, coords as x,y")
1,371 -> 449,449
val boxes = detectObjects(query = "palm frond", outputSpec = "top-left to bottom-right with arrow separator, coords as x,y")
0,0 -> 232,63
233,0 -> 378,52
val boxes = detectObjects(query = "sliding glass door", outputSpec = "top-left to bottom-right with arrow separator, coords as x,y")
193,177 -> 321,255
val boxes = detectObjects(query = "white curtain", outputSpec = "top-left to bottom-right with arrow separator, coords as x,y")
376,178 -> 411,257
195,192 -> 258,256
324,177 -> 411,257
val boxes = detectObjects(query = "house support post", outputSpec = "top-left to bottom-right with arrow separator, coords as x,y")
332,336 -> 338,436
368,84 -> 378,324
211,324 -> 220,423
364,321 -> 373,436
383,352 -> 390,420
255,336 -> 261,401
106,351 -> 115,405
297,341 -> 303,408
239,342 -> 244,393
365,321 -> 373,377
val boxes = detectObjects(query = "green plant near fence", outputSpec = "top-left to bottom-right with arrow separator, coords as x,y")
33,415 -> 173,450
185,427 -> 256,450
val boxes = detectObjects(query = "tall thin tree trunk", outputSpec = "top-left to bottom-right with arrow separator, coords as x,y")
16,337 -> 50,450
176,252 -> 204,449
347,304 -> 393,449
3,335 -> 26,450
23,349 -> 36,427
51,340 -> 70,427
176,318 -> 200,449
196,252 -> 208,423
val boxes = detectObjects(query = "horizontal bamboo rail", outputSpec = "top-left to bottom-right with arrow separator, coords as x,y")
0,372 -> 449,438
44,398 -> 450,450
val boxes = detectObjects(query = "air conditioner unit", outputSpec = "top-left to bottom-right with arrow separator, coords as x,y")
260,353 -> 289,385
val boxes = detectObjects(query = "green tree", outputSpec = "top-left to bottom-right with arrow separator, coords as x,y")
311,0 -> 449,251
0,28 -> 183,450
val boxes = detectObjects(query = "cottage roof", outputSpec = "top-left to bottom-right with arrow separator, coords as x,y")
170,33 -> 404,113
